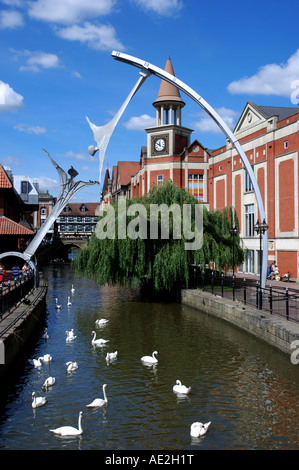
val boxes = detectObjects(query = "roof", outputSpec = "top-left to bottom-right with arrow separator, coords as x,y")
118,161 -> 140,186
60,202 -> 100,216
0,164 -> 13,189
0,216 -> 35,235
249,102 -> 298,122
154,57 -> 185,106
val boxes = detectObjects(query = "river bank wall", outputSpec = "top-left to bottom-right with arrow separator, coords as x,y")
181,288 -> 299,357
0,273 -> 48,381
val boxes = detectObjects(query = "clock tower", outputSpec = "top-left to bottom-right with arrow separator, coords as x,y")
146,57 -> 193,158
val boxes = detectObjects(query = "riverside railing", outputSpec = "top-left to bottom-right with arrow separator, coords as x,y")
189,266 -> 299,323
0,271 -> 34,320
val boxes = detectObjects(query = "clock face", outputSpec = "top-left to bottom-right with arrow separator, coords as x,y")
154,138 -> 166,152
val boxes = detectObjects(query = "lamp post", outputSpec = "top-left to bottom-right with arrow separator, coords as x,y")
230,226 -> 238,301
254,218 -> 269,309
229,226 -> 238,278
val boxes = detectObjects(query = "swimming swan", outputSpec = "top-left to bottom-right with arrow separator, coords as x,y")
95,318 -> 109,326
66,330 -> 77,342
173,380 -> 191,395
71,284 -> 75,293
66,361 -> 78,372
67,297 -> 72,306
30,357 -> 44,367
106,351 -> 117,363
55,298 -> 61,309
42,328 -> 49,340
86,384 -> 108,407
190,421 -> 211,437
91,331 -> 109,346
141,351 -> 158,364
41,354 -> 52,362
50,411 -> 83,436
32,391 -> 47,408
42,376 -> 56,390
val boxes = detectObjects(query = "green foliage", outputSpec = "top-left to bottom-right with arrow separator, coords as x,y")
75,181 -> 244,293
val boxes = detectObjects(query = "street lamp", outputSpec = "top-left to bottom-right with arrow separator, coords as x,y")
254,218 -> 269,309
229,226 -> 238,278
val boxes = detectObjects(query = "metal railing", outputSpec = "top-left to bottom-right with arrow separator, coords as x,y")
0,271 -> 35,320
189,267 -> 299,323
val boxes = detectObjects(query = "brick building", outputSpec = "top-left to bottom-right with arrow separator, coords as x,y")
101,58 -> 299,280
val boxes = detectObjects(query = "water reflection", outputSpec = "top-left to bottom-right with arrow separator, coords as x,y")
0,263 -> 298,450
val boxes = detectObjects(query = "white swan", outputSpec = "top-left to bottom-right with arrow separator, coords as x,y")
50,411 -> 83,436
32,391 -> 47,408
41,354 -> 52,362
106,351 -> 117,363
42,376 -> 56,390
66,361 -> 78,372
190,421 -> 211,437
86,384 -> 108,407
95,318 -> 109,326
65,330 -> 77,342
173,380 -> 191,395
91,331 -> 109,346
67,296 -> 72,306
30,357 -> 44,367
141,351 -> 158,364
55,298 -> 61,309
42,328 -> 49,340
71,284 -> 75,293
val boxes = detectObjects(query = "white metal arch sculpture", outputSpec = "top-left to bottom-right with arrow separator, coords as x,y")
111,51 -> 268,288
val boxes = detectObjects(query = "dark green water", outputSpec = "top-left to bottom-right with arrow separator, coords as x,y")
0,263 -> 298,450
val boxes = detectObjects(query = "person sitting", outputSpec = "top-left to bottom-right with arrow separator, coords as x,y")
267,261 -> 273,279
281,271 -> 291,282
270,262 -> 279,280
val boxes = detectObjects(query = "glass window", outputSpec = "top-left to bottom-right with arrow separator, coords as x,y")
157,174 -> 163,186
245,166 -> 254,192
40,207 -> 47,216
188,174 -> 204,201
245,204 -> 255,237
245,250 -> 255,274
21,180 -> 29,194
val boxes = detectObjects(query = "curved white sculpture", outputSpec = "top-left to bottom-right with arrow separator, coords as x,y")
111,51 -> 268,288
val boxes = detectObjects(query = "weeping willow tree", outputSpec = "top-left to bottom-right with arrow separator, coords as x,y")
75,181 -> 244,293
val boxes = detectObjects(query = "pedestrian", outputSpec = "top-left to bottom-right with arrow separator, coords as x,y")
22,262 -> 30,277
12,264 -> 20,284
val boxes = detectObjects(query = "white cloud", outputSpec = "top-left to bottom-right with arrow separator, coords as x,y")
28,0 -> 115,24
14,50 -> 61,72
191,107 -> 238,135
123,114 -> 155,130
133,0 -> 183,16
228,49 -> 299,97
37,176 -> 60,192
0,10 -> 23,28
56,22 -> 125,51
1,156 -> 20,166
72,70 -> 82,79
64,150 -> 95,161
14,123 -> 46,134
0,80 -> 24,112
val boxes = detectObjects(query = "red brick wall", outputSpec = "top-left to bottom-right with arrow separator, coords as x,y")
279,159 -> 294,232
277,251 -> 297,279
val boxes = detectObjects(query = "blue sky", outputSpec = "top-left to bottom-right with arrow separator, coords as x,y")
0,0 -> 299,202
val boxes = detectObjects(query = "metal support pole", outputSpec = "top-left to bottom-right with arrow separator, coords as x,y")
286,288 -> 289,320
243,278 -> 246,305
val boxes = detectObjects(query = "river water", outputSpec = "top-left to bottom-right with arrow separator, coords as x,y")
0,263 -> 298,451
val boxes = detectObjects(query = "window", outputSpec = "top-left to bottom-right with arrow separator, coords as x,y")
245,204 -> 255,237
40,207 -> 47,217
284,141 -> 288,149
245,250 -> 255,274
80,204 -> 86,212
245,166 -> 254,192
157,174 -> 163,186
188,174 -> 204,201
21,180 -> 29,194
